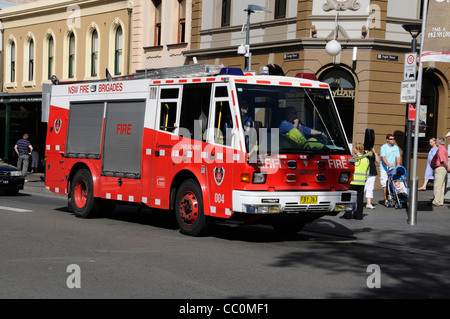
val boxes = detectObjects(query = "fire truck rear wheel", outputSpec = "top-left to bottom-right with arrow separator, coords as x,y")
175,180 -> 209,236
70,169 -> 100,218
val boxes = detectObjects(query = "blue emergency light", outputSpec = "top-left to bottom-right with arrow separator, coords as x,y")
218,68 -> 245,76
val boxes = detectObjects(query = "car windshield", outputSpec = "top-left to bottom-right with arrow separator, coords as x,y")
235,83 -> 350,155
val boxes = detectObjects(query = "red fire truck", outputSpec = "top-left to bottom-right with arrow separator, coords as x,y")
44,64 -> 356,236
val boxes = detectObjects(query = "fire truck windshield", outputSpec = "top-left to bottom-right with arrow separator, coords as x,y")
235,83 -> 350,155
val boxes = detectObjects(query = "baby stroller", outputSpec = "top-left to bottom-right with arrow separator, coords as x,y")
386,166 -> 409,209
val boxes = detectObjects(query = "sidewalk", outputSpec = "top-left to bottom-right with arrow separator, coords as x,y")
308,188 -> 450,258
23,172 -> 51,195
23,174 -> 450,257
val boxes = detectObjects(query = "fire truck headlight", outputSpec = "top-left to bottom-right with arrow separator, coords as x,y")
252,172 -> 267,184
317,160 -> 326,170
241,173 -> 251,183
316,174 -> 326,182
339,172 -> 350,184
334,203 -> 354,212
244,205 -> 280,214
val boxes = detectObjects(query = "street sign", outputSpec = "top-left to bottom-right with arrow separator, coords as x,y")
408,103 -> 416,121
400,81 -> 417,103
404,53 -> 417,81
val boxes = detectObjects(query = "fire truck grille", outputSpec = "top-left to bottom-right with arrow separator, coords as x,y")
284,203 -> 331,213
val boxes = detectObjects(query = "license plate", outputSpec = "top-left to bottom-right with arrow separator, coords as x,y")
300,195 -> 317,204
1,180 -> 9,184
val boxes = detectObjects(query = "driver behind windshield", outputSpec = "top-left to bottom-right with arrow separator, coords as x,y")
279,107 -> 326,150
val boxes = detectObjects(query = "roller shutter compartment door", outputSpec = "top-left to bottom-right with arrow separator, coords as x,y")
66,103 -> 104,158
102,101 -> 146,178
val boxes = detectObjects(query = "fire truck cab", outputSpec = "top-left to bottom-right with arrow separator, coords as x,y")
44,64 -> 356,236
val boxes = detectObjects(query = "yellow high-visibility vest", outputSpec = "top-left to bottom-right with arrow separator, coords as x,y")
286,128 -> 324,150
351,154 -> 369,185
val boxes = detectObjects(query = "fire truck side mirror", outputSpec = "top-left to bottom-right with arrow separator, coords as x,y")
51,75 -> 59,85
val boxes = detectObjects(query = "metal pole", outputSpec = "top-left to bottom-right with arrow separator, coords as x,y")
4,103 -> 10,161
405,36 -> 418,189
409,0 -> 429,225
245,10 -> 251,71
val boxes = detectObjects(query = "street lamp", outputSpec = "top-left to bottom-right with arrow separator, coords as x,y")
402,23 -> 422,188
240,4 -> 271,72
326,8 -> 342,57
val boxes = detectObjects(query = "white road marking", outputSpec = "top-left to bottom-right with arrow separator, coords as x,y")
0,206 -> 32,213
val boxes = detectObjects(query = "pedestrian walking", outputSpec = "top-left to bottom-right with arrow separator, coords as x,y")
365,147 -> 380,209
14,133 -> 33,178
418,138 -> 437,190
430,137 -> 449,206
342,142 -> 369,220
31,148 -> 39,173
380,134 -> 401,206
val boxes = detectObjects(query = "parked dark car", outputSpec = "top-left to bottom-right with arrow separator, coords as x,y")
0,158 -> 24,195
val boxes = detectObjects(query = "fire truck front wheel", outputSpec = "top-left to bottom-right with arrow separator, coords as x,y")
70,169 -> 100,218
175,180 -> 209,236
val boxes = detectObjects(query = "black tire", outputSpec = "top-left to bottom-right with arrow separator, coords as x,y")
174,179 -> 208,236
69,169 -> 99,218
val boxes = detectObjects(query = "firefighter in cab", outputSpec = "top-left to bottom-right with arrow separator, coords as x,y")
279,107 -> 326,150
342,142 -> 369,220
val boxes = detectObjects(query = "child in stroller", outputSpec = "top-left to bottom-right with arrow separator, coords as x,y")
386,166 -> 409,209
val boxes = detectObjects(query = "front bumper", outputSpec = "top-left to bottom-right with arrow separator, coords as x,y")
232,190 -> 356,214
0,176 -> 25,191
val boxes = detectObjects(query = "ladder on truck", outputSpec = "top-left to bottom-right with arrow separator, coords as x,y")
110,62 -> 223,81
41,63 -> 224,123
